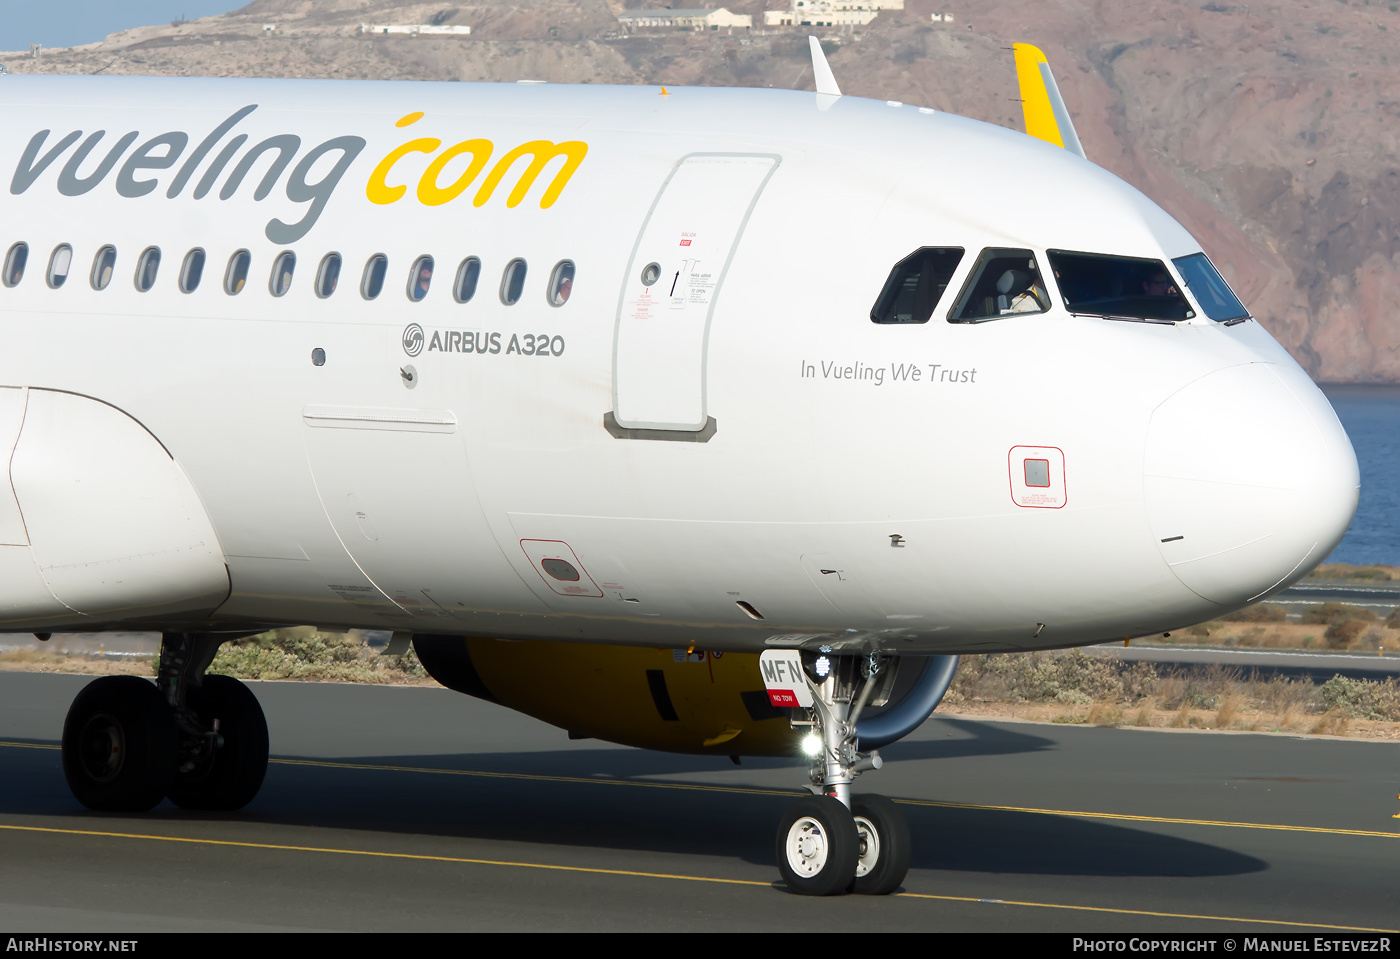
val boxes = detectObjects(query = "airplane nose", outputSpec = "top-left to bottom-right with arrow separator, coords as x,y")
1144,362 -> 1359,607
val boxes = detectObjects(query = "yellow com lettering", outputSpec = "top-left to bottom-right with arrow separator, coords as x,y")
367,113 -> 586,209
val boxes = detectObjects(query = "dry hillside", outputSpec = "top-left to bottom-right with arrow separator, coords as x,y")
4,0 -> 1398,382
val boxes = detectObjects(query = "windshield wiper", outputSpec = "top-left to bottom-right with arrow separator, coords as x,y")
1068,311 -> 1178,325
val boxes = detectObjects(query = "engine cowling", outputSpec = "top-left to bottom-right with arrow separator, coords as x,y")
413,635 -> 957,757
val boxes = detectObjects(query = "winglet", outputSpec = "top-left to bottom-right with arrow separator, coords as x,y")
809,36 -> 842,97
1012,43 -> 1085,159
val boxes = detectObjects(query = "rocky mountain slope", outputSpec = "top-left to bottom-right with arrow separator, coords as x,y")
5,0 -> 1397,382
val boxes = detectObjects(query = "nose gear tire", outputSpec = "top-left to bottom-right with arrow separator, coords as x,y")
62,676 -> 177,812
849,794 -> 910,895
166,674 -> 269,811
776,795 -> 860,895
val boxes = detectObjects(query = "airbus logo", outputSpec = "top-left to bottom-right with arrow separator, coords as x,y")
402,323 -> 424,357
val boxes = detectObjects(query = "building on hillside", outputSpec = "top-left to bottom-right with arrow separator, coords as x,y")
763,0 -> 903,27
360,24 -> 472,36
616,8 -> 753,32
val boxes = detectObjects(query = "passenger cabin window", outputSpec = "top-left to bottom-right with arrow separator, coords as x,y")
269,251 -> 295,297
408,255 -> 434,301
453,257 -> 480,303
47,244 -> 73,289
316,253 -> 341,299
500,258 -> 526,305
1172,252 -> 1248,323
361,254 -> 387,300
134,247 -> 161,292
4,243 -> 29,287
1047,250 -> 1193,323
948,248 -> 1048,322
179,249 -> 205,294
870,247 -> 964,323
91,246 -> 116,290
225,250 -> 251,295
548,260 -> 575,307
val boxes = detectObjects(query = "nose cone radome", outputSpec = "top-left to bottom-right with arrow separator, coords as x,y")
1144,363 -> 1358,607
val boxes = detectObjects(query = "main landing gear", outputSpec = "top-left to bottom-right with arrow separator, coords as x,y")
61,633 -> 268,812
775,653 -> 911,896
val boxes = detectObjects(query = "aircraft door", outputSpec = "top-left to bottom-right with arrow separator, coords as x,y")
612,153 -> 779,432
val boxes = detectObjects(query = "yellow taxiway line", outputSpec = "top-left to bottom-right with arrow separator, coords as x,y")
4,740 -> 1398,841
0,822 -> 1394,933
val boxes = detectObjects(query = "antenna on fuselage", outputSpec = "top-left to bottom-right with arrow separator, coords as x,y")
1012,42 -> 1086,159
808,35 -> 842,97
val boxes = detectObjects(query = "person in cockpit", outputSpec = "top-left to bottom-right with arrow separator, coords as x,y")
1141,269 -> 1178,299
997,269 -> 1048,314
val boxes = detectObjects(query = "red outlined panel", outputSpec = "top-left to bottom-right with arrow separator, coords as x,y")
1008,446 -> 1067,508
519,539 -> 605,597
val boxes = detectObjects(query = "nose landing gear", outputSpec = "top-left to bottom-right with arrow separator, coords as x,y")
770,652 -> 912,896
60,632 -> 268,813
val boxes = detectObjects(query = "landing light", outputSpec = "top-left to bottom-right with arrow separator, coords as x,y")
801,734 -> 823,757
814,655 -> 831,678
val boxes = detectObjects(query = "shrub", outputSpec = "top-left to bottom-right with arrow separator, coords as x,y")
1324,619 -> 1367,649
199,627 -> 427,683
1317,675 -> 1400,720
1302,603 -> 1376,626
1386,607 -> 1400,629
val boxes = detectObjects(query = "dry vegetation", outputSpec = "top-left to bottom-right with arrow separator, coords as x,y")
1171,600 -> 1400,652
205,627 -> 432,684
1303,563 -> 1400,583
943,650 -> 1400,740
0,627 -> 433,685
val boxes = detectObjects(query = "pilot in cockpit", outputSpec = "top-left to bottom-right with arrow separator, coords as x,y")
1141,270 -> 1178,299
997,269 -> 1048,314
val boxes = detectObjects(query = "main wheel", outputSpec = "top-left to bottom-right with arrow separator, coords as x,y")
62,676 -> 177,812
850,794 -> 911,895
166,675 -> 269,811
775,795 -> 859,896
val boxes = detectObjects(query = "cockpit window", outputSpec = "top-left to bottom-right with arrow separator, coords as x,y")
948,249 -> 1049,322
1172,252 -> 1248,323
1047,250 -> 1194,323
870,247 -> 964,324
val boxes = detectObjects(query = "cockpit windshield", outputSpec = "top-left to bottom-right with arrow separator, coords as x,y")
948,249 -> 1049,322
1171,252 -> 1249,323
1046,250 -> 1193,322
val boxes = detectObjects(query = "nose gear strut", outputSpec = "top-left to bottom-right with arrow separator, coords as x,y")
765,649 -> 913,896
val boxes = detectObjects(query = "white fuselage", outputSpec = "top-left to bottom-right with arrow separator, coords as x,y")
0,77 -> 1359,654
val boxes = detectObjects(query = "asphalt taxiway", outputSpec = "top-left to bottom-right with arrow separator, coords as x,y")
0,672 -> 1397,932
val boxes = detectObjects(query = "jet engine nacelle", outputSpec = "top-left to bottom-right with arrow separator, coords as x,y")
413,636 -> 958,757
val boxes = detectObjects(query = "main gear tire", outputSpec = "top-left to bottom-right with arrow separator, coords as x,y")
166,675 -> 269,811
775,795 -> 859,896
62,676 -> 177,812
850,794 -> 911,895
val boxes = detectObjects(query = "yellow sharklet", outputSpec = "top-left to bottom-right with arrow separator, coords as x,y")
1013,42 -> 1086,159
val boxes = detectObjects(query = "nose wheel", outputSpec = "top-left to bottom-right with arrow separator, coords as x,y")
776,796 -> 859,896
850,794 -> 911,895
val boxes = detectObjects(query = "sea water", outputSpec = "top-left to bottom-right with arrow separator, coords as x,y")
1321,385 -> 1400,566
